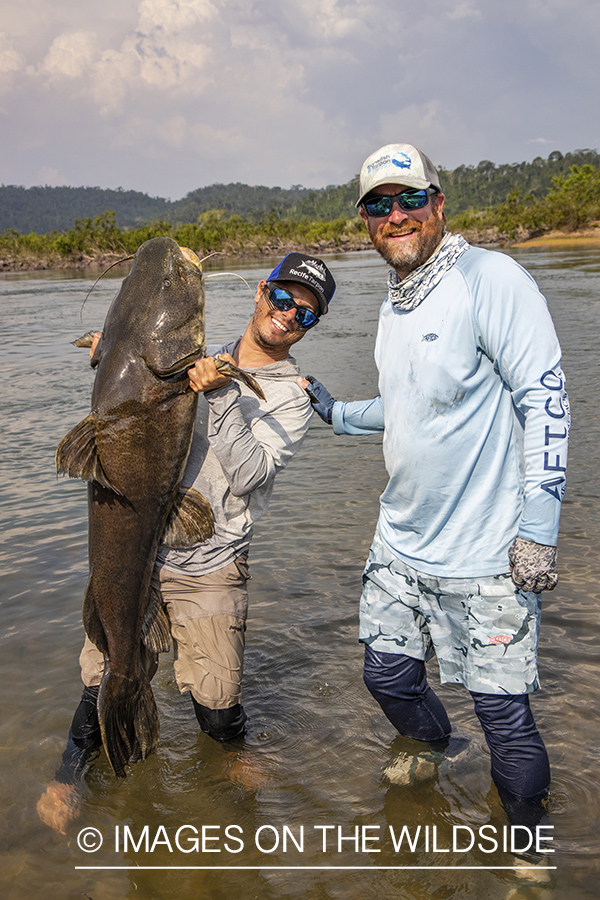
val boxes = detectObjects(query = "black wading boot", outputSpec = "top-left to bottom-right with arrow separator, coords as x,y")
55,685 -> 103,784
191,696 -> 247,741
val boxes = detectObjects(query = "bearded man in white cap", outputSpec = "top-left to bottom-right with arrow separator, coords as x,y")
302,143 -> 569,832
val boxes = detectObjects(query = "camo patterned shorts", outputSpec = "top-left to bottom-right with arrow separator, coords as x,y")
359,530 -> 542,694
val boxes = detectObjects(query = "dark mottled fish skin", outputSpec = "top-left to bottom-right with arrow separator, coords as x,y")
56,237 -> 217,777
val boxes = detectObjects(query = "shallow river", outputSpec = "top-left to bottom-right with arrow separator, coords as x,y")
0,245 -> 599,900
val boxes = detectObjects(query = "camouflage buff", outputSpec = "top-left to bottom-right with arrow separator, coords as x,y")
359,531 -> 542,695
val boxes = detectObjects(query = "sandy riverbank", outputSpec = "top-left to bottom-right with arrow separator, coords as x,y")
511,229 -> 600,248
460,222 -> 600,250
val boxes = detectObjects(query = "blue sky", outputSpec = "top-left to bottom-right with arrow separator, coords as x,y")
1,0 -> 598,199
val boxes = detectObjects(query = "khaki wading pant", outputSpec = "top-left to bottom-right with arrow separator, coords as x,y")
79,554 -> 250,710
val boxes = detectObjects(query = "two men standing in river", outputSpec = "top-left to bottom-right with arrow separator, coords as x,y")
303,142 -> 569,830
40,142 -> 568,848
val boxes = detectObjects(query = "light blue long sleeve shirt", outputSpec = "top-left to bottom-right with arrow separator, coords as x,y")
332,246 -> 569,578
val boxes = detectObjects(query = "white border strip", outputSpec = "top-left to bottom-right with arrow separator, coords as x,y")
75,865 -> 557,871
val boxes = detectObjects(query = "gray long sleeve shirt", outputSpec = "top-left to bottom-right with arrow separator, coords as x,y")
158,340 -> 312,576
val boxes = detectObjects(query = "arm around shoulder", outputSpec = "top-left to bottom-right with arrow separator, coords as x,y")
332,396 -> 385,435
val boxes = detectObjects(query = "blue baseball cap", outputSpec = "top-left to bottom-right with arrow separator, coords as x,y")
267,252 -> 335,316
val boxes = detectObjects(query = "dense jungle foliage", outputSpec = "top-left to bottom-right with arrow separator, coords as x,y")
1,150 -> 599,265
0,209 -> 367,266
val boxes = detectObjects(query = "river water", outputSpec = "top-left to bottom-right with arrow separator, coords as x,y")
0,245 -> 599,900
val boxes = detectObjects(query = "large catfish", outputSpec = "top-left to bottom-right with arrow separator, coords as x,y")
57,236 -> 263,777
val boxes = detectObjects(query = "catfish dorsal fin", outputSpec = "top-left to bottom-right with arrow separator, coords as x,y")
162,488 -> 215,548
56,414 -> 121,494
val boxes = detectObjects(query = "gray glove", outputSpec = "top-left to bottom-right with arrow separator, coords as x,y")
508,537 -> 558,593
304,375 -> 335,425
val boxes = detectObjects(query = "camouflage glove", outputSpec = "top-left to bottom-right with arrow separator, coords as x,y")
508,537 -> 558,593
304,375 -> 335,425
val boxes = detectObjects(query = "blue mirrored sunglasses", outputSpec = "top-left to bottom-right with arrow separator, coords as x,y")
266,283 -> 320,329
362,187 -> 437,218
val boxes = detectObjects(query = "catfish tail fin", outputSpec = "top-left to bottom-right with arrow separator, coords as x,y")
97,666 -> 159,778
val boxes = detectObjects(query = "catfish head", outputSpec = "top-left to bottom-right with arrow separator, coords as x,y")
92,237 -> 206,380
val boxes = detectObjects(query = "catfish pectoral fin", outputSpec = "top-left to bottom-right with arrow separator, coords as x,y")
98,669 -> 159,778
214,358 -> 266,400
142,585 -> 171,653
162,488 -> 215,548
56,415 -> 121,494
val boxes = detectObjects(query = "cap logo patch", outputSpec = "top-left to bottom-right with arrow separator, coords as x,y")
392,152 -> 412,170
366,154 -> 392,174
297,259 -> 327,282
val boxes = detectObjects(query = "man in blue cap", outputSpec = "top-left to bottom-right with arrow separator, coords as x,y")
39,252 -> 335,832
302,142 -> 569,831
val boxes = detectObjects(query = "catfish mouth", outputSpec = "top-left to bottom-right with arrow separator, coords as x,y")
180,247 -> 203,270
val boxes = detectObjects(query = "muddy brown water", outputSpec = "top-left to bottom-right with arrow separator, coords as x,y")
0,246 -> 598,899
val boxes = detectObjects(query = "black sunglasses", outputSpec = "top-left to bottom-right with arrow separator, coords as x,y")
362,187 -> 437,218
265,283 -> 320,329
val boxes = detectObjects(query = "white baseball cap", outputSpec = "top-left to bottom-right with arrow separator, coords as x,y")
356,143 -> 442,207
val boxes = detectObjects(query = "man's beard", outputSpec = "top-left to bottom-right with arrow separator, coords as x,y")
372,211 -> 445,276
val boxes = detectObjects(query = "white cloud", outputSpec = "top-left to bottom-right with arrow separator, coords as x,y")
309,0 -> 372,40
32,1 -> 216,114
137,0 -> 218,35
37,165 -> 69,185
0,31 -> 26,73
0,0 -> 598,196
42,31 -> 98,78
90,47 -> 139,115
158,113 -> 188,147
446,2 -> 482,21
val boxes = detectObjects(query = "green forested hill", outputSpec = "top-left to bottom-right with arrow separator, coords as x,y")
1,148 -> 598,234
0,186 -> 170,233
171,183 -> 311,223
438,149 -> 600,212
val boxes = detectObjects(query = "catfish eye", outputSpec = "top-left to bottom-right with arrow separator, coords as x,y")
163,278 -> 171,288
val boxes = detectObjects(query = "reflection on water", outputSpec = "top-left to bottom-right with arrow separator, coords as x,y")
0,247 -> 599,899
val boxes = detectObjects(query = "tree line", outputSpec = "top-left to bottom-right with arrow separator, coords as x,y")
2,149 -> 599,233
1,150 -> 599,266
450,162 -> 600,238
0,210 -> 368,267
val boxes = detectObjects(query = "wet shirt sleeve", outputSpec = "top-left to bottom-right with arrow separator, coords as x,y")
331,397 -> 385,435
471,254 -> 569,546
